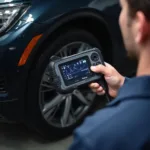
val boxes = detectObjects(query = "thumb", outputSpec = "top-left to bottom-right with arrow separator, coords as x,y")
91,64 -> 110,76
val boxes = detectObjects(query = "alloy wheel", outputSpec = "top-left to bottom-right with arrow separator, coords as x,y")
39,42 -> 97,128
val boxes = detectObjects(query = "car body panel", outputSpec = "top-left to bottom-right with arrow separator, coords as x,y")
20,0 -> 119,23
0,0 -> 30,3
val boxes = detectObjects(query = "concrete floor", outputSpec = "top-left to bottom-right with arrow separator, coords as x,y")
0,96 -> 106,150
0,123 -> 73,150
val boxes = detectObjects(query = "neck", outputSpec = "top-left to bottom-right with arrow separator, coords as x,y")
136,48 -> 150,76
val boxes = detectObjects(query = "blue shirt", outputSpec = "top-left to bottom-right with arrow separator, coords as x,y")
69,76 -> 150,150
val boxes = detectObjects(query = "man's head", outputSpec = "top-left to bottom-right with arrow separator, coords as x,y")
119,0 -> 150,60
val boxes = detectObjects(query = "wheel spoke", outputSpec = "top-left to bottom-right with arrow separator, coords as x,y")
41,67 -> 55,91
42,72 -> 50,83
44,107 -> 56,120
68,49 -> 73,55
77,106 -> 89,118
86,92 -> 96,101
77,43 -> 91,53
68,114 -> 76,125
63,48 -> 68,56
41,83 -> 54,93
59,51 -> 63,57
80,89 -> 96,101
74,106 -> 84,116
73,90 -> 90,105
59,47 -> 68,57
61,95 -> 72,127
41,88 -> 54,93
78,43 -> 86,53
41,83 -> 54,89
43,95 -> 66,114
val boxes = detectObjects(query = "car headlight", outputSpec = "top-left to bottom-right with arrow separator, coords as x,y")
0,3 -> 29,34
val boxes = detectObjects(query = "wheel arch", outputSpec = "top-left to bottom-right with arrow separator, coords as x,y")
27,9 -> 114,70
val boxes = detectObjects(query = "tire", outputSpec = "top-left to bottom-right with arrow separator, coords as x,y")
26,28 -> 107,140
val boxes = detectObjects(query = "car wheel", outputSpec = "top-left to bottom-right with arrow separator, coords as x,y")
26,28 -> 107,140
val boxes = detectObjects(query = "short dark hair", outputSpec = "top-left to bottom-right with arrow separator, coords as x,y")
127,0 -> 150,20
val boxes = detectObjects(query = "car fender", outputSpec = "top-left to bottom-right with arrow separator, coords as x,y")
24,8 -> 113,69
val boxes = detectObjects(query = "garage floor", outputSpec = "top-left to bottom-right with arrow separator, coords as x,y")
0,97 -> 106,150
0,123 -> 73,150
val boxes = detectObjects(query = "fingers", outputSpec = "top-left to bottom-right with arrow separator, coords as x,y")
89,62 -> 113,96
104,62 -> 113,68
90,64 -> 110,76
97,90 -> 105,96
96,86 -> 105,96
89,83 -> 99,91
89,83 -> 105,95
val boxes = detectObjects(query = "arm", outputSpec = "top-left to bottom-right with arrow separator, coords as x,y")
69,131 -> 90,150
124,77 -> 131,84
69,100 -> 143,150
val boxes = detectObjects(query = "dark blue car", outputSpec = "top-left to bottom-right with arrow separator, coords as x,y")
0,0 -> 136,139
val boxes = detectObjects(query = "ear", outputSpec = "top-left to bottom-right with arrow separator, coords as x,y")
135,11 -> 150,44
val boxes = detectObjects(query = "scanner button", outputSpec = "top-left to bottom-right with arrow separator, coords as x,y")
96,61 -> 101,65
91,53 -> 99,62
92,63 -> 97,66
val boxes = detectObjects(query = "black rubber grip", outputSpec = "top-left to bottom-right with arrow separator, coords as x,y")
98,76 -> 112,102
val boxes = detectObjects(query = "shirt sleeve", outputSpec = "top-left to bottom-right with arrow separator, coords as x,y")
124,77 -> 131,84
68,131 -> 90,150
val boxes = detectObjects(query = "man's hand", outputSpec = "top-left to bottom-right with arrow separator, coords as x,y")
89,63 -> 125,98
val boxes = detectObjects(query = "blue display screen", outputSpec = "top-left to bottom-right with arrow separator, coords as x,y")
59,56 -> 93,86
